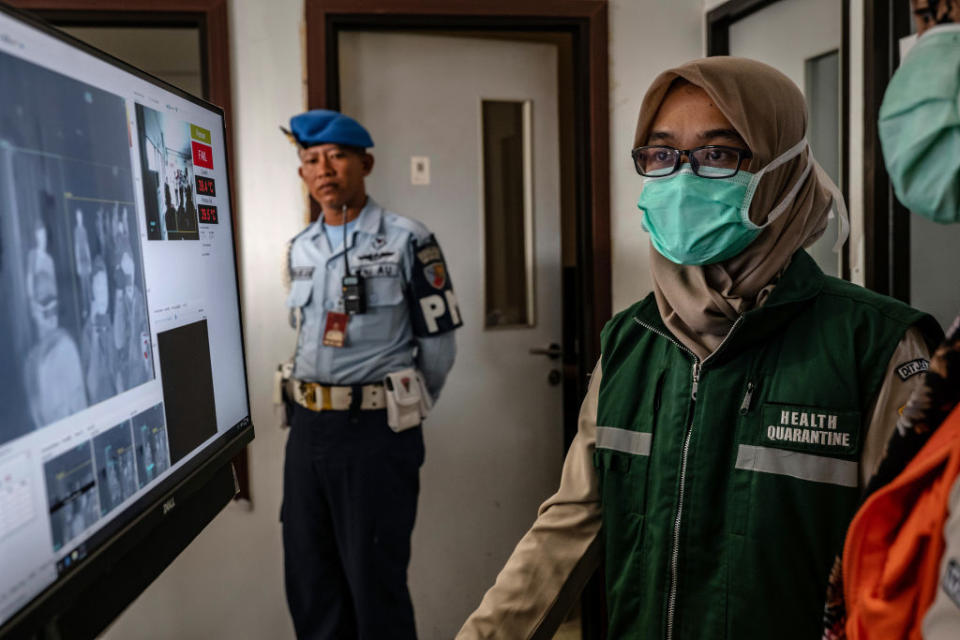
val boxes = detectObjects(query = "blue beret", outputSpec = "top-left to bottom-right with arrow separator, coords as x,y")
284,109 -> 374,149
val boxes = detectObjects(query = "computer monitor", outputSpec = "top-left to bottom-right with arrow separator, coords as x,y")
0,4 -> 253,637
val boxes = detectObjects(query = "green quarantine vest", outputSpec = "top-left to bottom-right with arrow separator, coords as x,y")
594,251 -> 941,640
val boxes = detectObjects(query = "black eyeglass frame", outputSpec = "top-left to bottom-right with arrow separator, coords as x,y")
630,144 -> 754,179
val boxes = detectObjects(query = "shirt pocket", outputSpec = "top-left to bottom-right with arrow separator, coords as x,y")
354,275 -> 406,342
286,279 -> 314,310
731,398 -> 861,537
365,273 -> 405,307
286,279 -> 314,329
593,368 -> 666,520
595,431 -> 653,517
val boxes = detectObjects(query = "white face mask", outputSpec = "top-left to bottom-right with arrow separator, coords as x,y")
637,137 -> 849,265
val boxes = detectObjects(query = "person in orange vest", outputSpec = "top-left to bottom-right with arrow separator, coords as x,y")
823,1 -> 960,638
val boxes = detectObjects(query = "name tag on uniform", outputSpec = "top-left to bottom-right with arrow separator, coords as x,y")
760,403 -> 860,455
291,266 -> 314,281
322,311 -> 348,348
357,262 -> 400,278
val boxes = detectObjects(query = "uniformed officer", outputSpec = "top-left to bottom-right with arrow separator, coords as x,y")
279,109 -> 461,640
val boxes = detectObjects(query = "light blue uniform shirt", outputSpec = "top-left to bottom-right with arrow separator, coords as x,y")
286,197 -> 457,399
323,217 -> 358,252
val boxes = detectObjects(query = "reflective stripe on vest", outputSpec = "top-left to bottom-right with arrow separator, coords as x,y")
597,426 -> 652,456
734,444 -> 858,488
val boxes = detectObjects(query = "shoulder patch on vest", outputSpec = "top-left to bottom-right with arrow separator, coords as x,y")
943,558 -> 960,609
896,358 -> 929,381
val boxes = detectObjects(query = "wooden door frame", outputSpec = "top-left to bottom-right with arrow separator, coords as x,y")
9,0 -> 250,501
861,0 -> 913,300
305,0 -> 611,404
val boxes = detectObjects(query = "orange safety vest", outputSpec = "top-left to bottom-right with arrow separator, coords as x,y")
844,405 -> 960,639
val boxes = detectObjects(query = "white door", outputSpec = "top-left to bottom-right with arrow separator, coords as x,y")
340,32 -> 564,638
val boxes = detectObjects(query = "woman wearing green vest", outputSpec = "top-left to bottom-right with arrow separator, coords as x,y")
457,57 -> 943,640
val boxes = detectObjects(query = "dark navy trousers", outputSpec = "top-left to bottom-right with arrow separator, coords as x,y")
282,403 -> 423,640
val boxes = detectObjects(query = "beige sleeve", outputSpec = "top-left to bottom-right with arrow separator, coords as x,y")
859,326 -> 932,489
456,361 -> 604,640
922,470 -> 960,639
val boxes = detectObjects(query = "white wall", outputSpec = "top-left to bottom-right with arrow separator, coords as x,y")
609,0 -> 705,312
99,1 -> 706,637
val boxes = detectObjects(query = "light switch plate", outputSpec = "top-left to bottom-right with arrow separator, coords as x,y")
411,156 -> 430,186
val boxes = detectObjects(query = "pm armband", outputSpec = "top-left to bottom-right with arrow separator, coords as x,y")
409,235 -> 463,337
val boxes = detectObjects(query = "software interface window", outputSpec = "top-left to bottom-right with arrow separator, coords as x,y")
0,13 -> 247,627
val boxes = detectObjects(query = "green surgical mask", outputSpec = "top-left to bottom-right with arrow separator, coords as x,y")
879,24 -> 960,224
638,137 -> 828,265
638,167 -> 758,265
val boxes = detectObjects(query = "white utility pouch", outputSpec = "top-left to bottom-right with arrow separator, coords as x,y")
273,360 -> 294,405
384,368 -> 429,432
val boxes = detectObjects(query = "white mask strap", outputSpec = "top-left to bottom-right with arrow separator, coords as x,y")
762,136 -> 809,176
811,160 -> 851,252
763,160 -> 813,227
742,137 -> 810,226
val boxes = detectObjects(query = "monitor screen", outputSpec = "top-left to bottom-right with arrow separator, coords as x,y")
0,6 -> 250,630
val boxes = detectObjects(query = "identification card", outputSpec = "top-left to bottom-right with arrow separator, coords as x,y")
322,311 -> 349,348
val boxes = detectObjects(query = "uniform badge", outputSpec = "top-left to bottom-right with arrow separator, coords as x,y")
410,235 -> 463,337
896,358 -> 929,381
760,403 -> 860,455
424,263 -> 446,289
322,311 -> 348,348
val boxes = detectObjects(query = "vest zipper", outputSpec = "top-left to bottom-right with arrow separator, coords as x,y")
633,316 -> 744,640
632,318 -> 697,362
739,381 -> 756,414
664,360 -> 698,640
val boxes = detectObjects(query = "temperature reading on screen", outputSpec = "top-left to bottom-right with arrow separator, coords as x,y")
198,204 -> 219,224
195,176 -> 216,197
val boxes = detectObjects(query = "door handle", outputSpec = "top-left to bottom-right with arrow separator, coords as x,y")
529,343 -> 563,360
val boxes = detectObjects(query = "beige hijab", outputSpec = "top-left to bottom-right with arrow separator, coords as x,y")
634,57 -> 835,360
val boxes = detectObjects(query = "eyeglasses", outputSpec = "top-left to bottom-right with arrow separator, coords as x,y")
631,145 -> 753,179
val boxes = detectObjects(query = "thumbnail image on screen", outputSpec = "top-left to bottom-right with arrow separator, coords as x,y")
93,421 -> 138,516
44,443 -> 100,553
135,104 -> 208,242
0,49 -> 154,447
132,403 -> 170,486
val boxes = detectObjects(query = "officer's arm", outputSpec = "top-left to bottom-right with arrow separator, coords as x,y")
416,332 -> 456,400
859,326 -> 933,489
456,361 -> 604,640
406,232 -> 462,399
